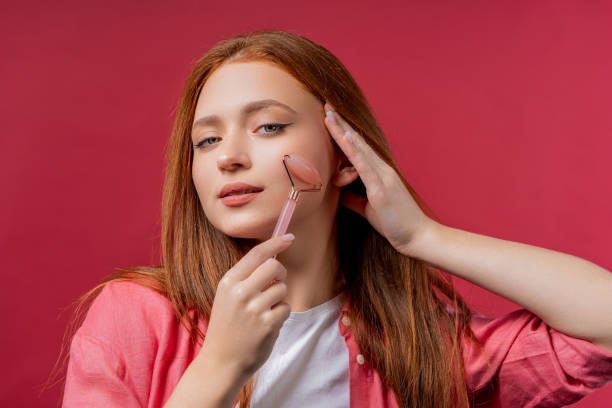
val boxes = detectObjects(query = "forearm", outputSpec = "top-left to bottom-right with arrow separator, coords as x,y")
164,345 -> 246,408
405,220 -> 612,349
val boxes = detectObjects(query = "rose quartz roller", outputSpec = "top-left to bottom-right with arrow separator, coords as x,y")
268,154 -> 322,267
271,154 -> 322,240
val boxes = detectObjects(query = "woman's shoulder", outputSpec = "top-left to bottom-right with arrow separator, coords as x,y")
99,279 -> 172,309
64,280 -> 190,406
76,279 -> 177,349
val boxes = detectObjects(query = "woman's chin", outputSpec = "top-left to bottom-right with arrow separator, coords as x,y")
218,223 -> 276,241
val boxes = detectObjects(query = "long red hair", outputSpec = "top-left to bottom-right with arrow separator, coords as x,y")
45,29 -> 490,407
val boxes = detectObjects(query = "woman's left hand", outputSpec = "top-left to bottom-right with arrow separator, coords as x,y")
323,102 -> 433,257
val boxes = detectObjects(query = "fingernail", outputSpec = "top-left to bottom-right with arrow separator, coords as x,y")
282,233 -> 295,241
326,110 -> 338,125
344,130 -> 353,144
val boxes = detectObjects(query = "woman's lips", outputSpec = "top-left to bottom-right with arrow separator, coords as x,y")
220,191 -> 262,207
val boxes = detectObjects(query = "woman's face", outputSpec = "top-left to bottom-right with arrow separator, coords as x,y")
191,60 -> 349,240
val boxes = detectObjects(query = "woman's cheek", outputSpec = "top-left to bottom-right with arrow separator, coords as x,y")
192,163 -> 209,203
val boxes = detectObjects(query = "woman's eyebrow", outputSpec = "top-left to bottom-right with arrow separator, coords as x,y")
191,99 -> 297,132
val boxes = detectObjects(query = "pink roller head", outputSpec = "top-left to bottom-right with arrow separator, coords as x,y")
285,154 -> 321,185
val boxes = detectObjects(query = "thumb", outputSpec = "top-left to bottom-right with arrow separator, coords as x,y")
340,190 -> 368,219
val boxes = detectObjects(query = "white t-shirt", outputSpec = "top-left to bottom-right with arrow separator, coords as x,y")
238,291 -> 350,407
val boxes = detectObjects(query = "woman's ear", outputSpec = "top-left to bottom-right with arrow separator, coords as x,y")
331,155 -> 359,188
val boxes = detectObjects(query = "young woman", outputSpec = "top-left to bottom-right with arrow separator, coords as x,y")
53,30 -> 612,408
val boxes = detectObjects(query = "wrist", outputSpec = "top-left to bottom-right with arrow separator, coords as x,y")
401,218 -> 441,260
194,344 -> 249,404
164,343 -> 248,408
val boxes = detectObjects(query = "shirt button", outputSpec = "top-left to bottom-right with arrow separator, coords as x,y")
356,354 -> 365,365
341,315 -> 351,326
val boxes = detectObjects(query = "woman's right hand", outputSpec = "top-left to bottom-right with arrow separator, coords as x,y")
202,234 -> 295,380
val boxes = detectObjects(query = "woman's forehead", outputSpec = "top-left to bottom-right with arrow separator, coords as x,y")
195,61 -> 318,116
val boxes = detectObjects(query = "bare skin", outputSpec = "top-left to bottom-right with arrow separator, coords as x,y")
191,60 -> 358,312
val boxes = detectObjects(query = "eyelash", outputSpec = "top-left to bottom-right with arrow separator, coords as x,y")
194,123 -> 290,149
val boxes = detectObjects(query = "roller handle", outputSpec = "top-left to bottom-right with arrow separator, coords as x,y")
271,197 -> 297,260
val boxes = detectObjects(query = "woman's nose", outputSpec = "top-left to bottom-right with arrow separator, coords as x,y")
216,134 -> 252,171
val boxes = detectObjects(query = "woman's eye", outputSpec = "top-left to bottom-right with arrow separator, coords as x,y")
258,123 -> 289,135
194,136 -> 220,149
194,123 -> 289,149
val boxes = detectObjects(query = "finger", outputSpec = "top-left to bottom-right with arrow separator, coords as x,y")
242,257 -> 287,293
340,190 -> 368,218
226,235 -> 294,283
253,280 -> 288,312
326,103 -> 391,176
323,104 -> 388,189
324,109 -> 377,187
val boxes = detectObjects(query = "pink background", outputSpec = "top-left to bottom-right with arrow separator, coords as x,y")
2,0 -> 611,406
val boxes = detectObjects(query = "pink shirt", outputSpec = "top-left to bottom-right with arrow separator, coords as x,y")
62,280 -> 612,407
